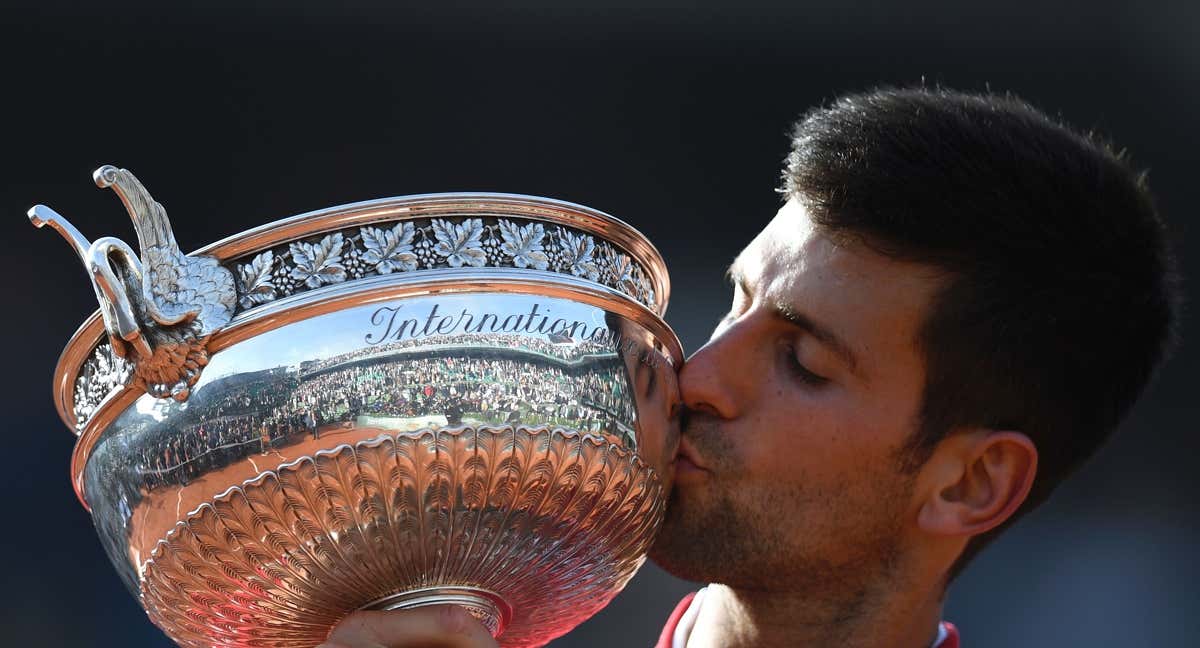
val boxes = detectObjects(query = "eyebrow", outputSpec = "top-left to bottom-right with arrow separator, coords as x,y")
727,263 -> 863,378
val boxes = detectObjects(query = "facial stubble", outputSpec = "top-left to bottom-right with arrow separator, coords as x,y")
650,415 -> 914,602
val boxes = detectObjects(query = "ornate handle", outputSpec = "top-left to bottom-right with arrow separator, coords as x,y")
29,165 -> 236,401
29,205 -> 152,360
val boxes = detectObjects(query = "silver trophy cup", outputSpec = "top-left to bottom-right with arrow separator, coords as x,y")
32,166 -> 682,647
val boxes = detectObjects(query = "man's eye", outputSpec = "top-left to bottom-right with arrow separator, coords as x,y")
784,343 -> 829,387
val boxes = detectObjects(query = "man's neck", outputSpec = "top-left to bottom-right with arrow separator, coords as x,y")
685,582 -> 944,648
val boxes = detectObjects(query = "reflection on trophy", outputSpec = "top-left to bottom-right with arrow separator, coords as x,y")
31,166 -> 682,647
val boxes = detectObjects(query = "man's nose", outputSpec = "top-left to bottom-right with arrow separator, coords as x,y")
678,318 -> 756,420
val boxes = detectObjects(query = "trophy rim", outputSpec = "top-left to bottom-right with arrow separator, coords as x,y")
195,192 -> 672,314
67,266 -> 684,510
51,191 -> 675,435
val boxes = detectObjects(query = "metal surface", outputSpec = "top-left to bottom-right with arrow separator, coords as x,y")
363,586 -> 513,636
53,190 -> 672,435
32,166 -> 237,402
33,167 -> 681,648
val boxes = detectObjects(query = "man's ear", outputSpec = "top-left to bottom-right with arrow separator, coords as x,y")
916,430 -> 1038,537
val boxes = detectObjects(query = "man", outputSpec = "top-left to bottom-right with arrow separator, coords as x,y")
318,87 -> 1179,647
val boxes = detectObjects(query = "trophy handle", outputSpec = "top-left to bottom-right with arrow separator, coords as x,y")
86,237 -> 153,361
28,204 -> 90,260
28,206 -> 152,361
29,165 -> 237,400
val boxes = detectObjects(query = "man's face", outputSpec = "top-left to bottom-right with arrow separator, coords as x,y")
650,199 -> 945,593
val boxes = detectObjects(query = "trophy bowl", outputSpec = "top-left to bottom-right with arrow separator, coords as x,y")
32,166 -> 682,647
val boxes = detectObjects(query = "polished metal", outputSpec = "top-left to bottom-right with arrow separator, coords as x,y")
54,189 -> 671,434
33,166 -> 681,648
31,165 -> 236,402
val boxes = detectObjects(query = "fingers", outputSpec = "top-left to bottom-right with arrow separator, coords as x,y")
322,605 -> 499,648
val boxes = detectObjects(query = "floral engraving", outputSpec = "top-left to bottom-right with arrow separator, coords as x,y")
271,259 -> 301,295
431,218 -> 487,268
236,250 -> 276,310
221,216 -> 660,319
343,247 -> 368,279
289,233 -> 347,289
556,228 -> 600,281
608,250 -> 638,296
360,222 -> 418,274
636,268 -> 656,307
481,227 -> 505,265
73,343 -> 134,429
498,219 -> 549,270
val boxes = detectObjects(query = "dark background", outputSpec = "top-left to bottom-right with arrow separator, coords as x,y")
3,2 -> 1196,646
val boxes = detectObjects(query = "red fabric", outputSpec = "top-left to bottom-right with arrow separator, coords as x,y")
654,591 -> 696,648
654,593 -> 960,647
940,621 -> 960,648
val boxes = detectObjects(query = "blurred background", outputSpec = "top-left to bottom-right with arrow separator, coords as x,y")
2,1 -> 1196,645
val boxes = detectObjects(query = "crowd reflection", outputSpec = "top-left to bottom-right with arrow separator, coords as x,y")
128,333 -> 637,493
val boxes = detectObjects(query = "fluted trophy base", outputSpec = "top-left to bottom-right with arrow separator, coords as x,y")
362,586 -> 511,637
136,426 -> 665,648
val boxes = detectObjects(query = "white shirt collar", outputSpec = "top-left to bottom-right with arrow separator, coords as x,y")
672,587 -> 707,648
673,586 -> 949,648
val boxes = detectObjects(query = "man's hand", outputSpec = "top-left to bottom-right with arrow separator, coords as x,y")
318,605 -> 500,648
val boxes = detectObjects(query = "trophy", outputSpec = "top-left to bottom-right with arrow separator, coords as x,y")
31,166 -> 682,647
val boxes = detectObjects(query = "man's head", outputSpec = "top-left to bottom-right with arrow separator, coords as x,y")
650,87 -> 1179,596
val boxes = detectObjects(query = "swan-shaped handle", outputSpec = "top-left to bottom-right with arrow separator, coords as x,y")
29,165 -> 236,401
28,204 -> 152,361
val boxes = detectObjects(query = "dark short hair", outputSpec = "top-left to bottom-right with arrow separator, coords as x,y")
782,87 -> 1180,578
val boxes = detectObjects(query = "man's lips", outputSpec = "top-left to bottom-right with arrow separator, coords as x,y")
674,438 -> 709,474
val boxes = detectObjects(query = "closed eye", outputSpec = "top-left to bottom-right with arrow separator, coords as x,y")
783,341 -> 829,388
